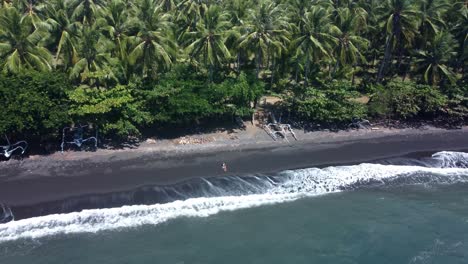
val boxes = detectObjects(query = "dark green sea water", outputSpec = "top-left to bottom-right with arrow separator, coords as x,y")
2,184 -> 468,264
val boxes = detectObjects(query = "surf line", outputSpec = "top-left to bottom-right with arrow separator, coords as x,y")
1,156 -> 468,242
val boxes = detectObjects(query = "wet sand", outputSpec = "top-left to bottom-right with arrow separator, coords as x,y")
0,127 -> 467,207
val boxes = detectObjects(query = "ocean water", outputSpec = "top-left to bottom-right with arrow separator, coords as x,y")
1,151 -> 468,263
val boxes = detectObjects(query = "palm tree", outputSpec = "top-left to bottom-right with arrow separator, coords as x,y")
357,0 -> 384,69
332,0 -> 368,21
69,26 -> 116,86
460,7 -> 467,78
223,0 -> 251,72
68,0 -> 105,25
0,7 -> 52,73
377,0 -> 420,82
42,0 -> 81,70
176,0 -> 210,29
157,0 -> 176,12
446,1 -> 467,78
290,5 -> 338,87
332,7 -> 369,78
128,0 -> 175,78
238,0 -> 290,79
1,0 -> 12,8
97,0 -> 138,81
417,0 -> 449,49
287,0 -> 332,30
224,0 -> 251,26
12,0 -> 45,27
182,5 -> 232,81
414,31 -> 458,86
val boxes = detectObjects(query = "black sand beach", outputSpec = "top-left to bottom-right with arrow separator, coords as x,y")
0,127 -> 467,209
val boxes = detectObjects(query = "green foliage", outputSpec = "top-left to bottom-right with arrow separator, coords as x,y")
182,5 -> 232,81
0,0 -> 467,149
68,83 -> 152,138
414,31 -> 458,86
142,65 -> 220,124
439,85 -> 468,123
219,72 -> 265,116
0,7 -> 52,73
286,87 -> 367,124
0,0 -> 465,87
144,67 -> 264,125
146,82 -> 217,124
368,81 -> 447,119
323,80 -> 360,92
0,71 -> 70,138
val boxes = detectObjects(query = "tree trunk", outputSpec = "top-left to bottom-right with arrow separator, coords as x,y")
295,64 -> 299,83
397,48 -> 403,69
402,55 -> 412,81
193,13 -> 198,29
209,64 -> 213,83
351,64 -> 356,85
463,64 -> 466,80
391,17 -> 403,78
372,50 -> 377,67
237,52 -> 240,73
377,35 -> 393,82
266,45 -> 270,70
256,47 -> 260,79
270,58 -> 275,88
304,54 -> 310,88
396,36 -> 404,74
256,54 -> 260,79
332,60 -> 339,77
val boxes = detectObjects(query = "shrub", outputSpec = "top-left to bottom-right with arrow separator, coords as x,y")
143,70 -> 219,125
68,83 -> 152,139
0,71 -> 71,140
286,87 -> 367,124
218,72 -> 265,116
144,68 -> 264,125
368,81 -> 447,119
439,84 -> 468,124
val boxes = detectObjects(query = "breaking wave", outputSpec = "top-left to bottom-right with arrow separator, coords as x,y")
431,151 -> 468,168
1,151 -> 468,242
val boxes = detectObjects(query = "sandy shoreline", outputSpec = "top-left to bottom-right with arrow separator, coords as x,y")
0,126 -> 467,206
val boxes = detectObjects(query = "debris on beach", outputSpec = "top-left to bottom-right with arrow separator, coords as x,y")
174,136 -> 215,145
146,138 -> 157,144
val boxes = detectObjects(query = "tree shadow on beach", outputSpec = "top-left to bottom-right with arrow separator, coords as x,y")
141,118 -> 246,141
100,137 -> 141,150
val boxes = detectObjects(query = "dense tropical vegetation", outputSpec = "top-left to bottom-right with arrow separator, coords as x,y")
0,0 -> 466,149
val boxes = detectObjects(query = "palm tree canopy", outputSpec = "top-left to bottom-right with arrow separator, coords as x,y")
0,0 -> 465,85
127,0 -> 175,78
415,31 -> 458,85
380,0 -> 421,47
291,6 -> 338,63
0,6 -> 52,73
238,1 -> 290,69
333,7 -> 369,67
183,5 -> 232,68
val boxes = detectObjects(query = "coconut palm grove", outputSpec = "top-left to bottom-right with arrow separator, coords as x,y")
0,0 -> 466,147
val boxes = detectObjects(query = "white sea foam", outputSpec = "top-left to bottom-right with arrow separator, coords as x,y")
431,151 -> 468,168
1,151 -> 468,243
